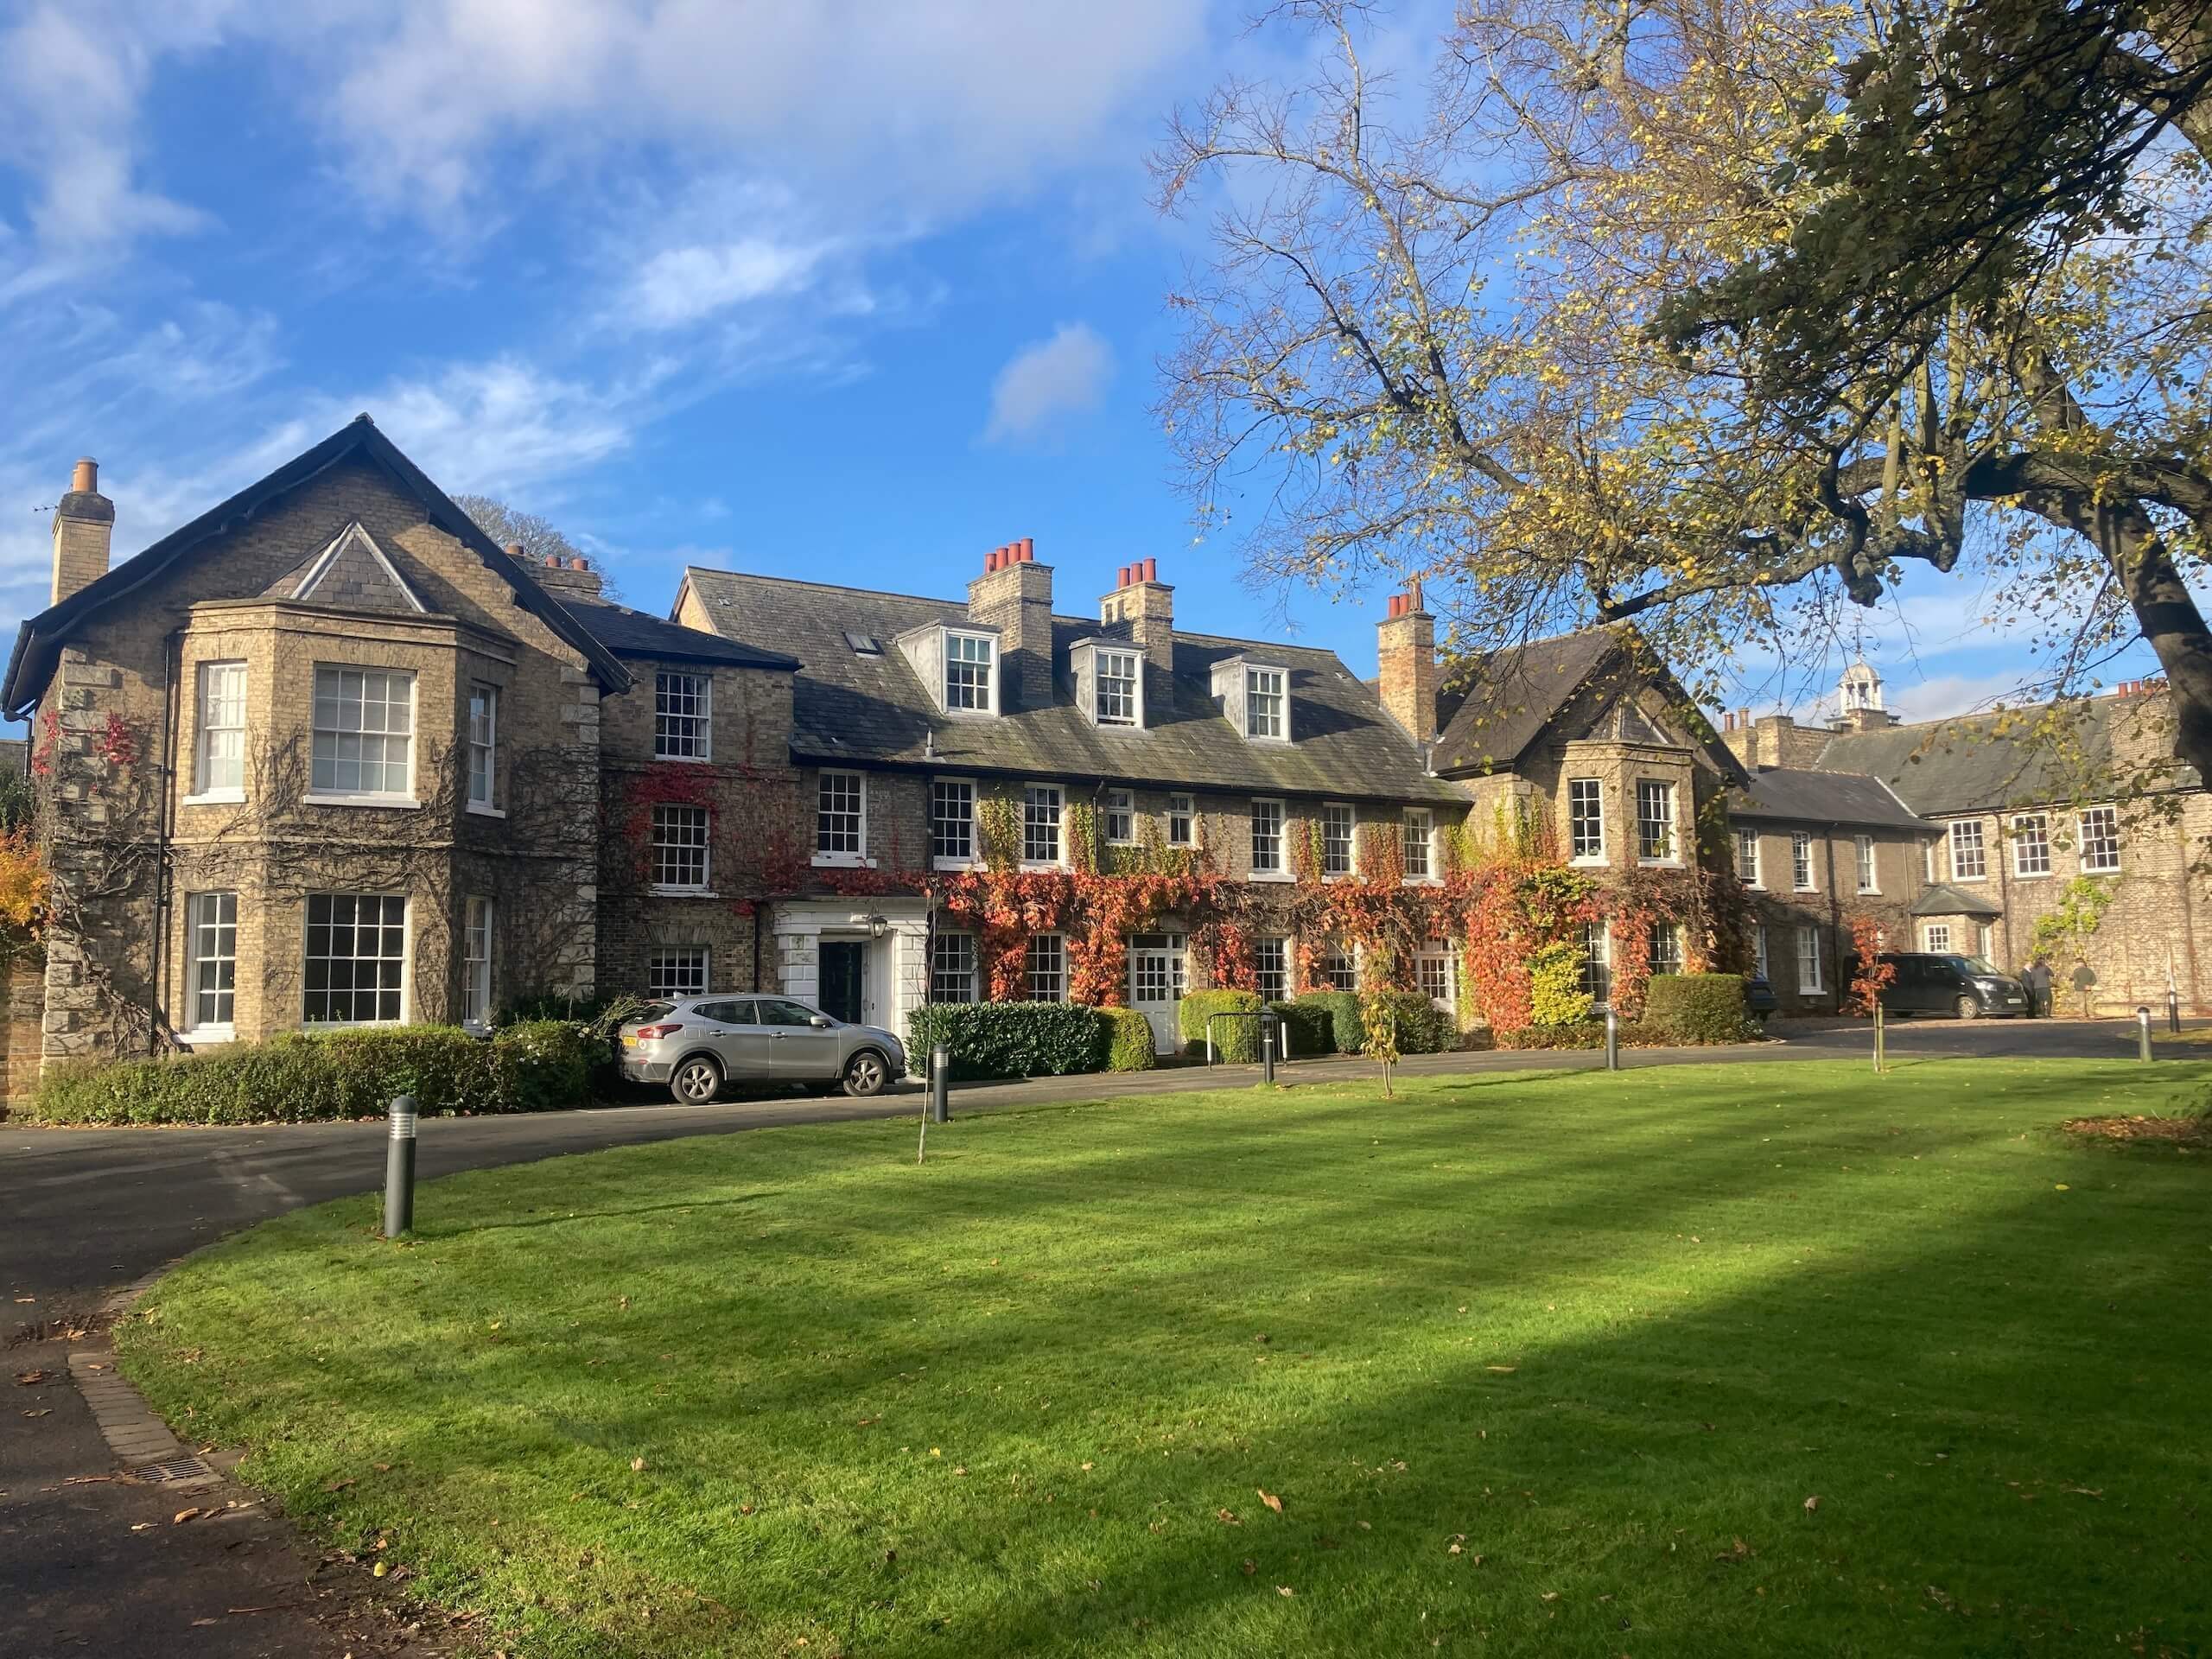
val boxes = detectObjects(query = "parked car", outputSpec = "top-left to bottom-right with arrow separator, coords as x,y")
618,994 -> 906,1103
1743,974 -> 1779,1023
1877,952 -> 2031,1019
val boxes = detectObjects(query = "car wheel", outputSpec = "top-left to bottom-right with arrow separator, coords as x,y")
670,1055 -> 723,1105
1955,995 -> 1981,1020
842,1049 -> 889,1098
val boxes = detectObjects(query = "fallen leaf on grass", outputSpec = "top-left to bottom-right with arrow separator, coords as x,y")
1217,1509 -> 1241,1525
1541,1591 -> 1559,1602
325,1479 -> 355,1493
1241,1560 -> 1256,1576
1257,1489 -> 1283,1513
1277,1586 -> 1294,1598
630,1458 -> 645,1472
1803,1495 -> 1820,1511
372,1561 -> 387,1578
1485,1365 -> 1516,1374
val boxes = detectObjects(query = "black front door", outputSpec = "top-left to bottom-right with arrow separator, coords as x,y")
819,942 -> 865,1025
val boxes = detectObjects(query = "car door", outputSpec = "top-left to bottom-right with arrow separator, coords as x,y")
754,996 -> 842,1079
696,999 -> 778,1082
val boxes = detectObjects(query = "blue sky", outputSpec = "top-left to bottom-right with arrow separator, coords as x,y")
0,0 -> 2151,730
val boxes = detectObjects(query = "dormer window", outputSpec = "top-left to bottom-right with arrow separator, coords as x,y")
1245,666 -> 1287,741
1096,648 -> 1141,726
945,632 -> 996,713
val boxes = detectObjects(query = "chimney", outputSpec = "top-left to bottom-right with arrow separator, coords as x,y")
50,456 -> 114,607
1376,585 -> 1437,741
966,539 -> 1052,711
528,546 -> 605,604
1098,556 -> 1174,692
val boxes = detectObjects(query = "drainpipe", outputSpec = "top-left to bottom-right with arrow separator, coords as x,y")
1824,826 -> 1843,1005
154,629 -> 181,1040
1992,811 -> 2012,966
2174,807 -> 2203,1012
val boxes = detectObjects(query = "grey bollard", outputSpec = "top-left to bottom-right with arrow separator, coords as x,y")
1260,1014 -> 1277,1085
383,1093 -> 417,1238
1604,1005 -> 1619,1071
2138,1006 -> 2152,1063
930,1044 -> 950,1124
2169,988 -> 2182,1034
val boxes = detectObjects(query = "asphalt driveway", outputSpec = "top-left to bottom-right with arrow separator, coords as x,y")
0,1013 -> 2174,1657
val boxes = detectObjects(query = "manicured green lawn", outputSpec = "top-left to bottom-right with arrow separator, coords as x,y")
120,1059 -> 2212,1658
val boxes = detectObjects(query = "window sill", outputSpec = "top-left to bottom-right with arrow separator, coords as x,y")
1248,870 -> 1295,884
2012,870 -> 2050,880
1857,887 -> 1880,897
303,792 -> 420,810
1638,856 -> 1682,868
303,1020 -> 407,1031
1401,876 -> 1443,888
1569,855 -> 1609,869
466,801 -> 507,819
1792,885 -> 1818,894
931,856 -> 982,873
2083,865 -> 2123,876
1019,861 -> 1065,874
180,790 -> 245,808
181,1026 -> 235,1046
1949,874 -> 1988,884
652,752 -> 713,765
812,855 -> 877,869
650,886 -> 719,899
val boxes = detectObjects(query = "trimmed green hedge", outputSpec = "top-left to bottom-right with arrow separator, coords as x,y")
1294,991 -> 1367,1057
1179,989 -> 1264,1059
1266,1001 -> 1333,1057
30,1021 -> 600,1126
1643,974 -> 1758,1045
1355,989 -> 1459,1055
1099,1007 -> 1158,1072
906,1001 -> 1105,1081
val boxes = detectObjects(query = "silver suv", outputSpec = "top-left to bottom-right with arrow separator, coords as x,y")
618,994 -> 906,1104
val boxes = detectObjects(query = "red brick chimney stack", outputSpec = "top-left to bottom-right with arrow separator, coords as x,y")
1376,587 -> 1437,741
50,455 -> 114,607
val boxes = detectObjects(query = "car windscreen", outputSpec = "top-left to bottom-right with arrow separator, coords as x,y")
1952,957 -> 2003,976
632,1002 -> 676,1023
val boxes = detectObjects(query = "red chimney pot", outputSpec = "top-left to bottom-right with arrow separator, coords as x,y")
1142,556 -> 1157,582
1020,537 -> 1035,563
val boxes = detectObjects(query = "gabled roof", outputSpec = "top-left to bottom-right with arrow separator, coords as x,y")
675,568 -> 1463,804
268,521 -> 428,613
1811,696 -> 2196,816
1431,624 -> 1747,785
550,594 -> 798,670
1727,766 -> 1929,830
1,416 -> 632,717
1910,882 -> 2005,919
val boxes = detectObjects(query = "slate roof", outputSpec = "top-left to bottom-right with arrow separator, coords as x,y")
1727,766 -> 1929,830
1910,882 -> 2004,918
1431,628 -> 1618,772
1812,697 -> 2196,817
552,593 -> 798,670
1,416 -> 632,718
676,569 -> 1464,804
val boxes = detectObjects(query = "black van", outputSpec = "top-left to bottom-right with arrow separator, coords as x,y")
1877,952 -> 2031,1019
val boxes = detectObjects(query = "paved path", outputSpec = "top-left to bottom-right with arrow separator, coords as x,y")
0,1014 -> 2175,1657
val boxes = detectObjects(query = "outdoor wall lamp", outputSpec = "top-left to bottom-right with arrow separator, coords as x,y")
866,914 -> 890,940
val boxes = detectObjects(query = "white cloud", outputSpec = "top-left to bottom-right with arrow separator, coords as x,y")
625,237 -> 830,330
983,322 -> 1114,445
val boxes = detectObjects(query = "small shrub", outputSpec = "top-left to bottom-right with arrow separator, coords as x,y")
492,1020 -> 597,1112
1359,989 -> 1457,1055
1100,1007 -> 1158,1071
1294,990 -> 1366,1056
1643,974 -> 1757,1044
1526,940 -> 1594,1027
906,1001 -> 1104,1081
1179,989 -> 1264,1059
1266,1000 -> 1333,1057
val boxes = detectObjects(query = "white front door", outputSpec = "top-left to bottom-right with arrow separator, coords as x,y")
1128,935 -> 1186,1054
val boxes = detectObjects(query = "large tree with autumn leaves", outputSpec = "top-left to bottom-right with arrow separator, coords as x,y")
1155,0 -> 2212,781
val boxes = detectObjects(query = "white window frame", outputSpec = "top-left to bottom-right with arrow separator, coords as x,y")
931,931 -> 978,1002
1249,798 -> 1287,879
1754,924 -> 1770,981
188,660 -> 247,804
463,895 -> 493,1029
2011,812 -> 2051,878
1796,925 -> 1825,994
1321,802 -> 1357,878
1923,839 -> 1937,881
1647,919 -> 1683,976
1568,778 -> 1605,864
183,890 -> 238,1039
654,670 -> 712,761
944,629 -> 999,716
931,777 -> 976,869
1022,782 -> 1064,868
1255,936 -> 1289,1002
1244,665 -> 1288,741
1579,920 -> 1612,1002
1416,947 -> 1454,1011
1025,933 -> 1067,1001
1167,792 -> 1195,848
652,802 -> 713,893
1402,808 -> 1435,882
1103,787 -> 1137,845
1094,646 -> 1141,728
467,681 -> 501,815
2079,805 -> 2121,873
1922,922 -> 1953,953
1733,825 -> 1761,887
307,664 -> 416,806
646,947 -> 709,1000
1319,943 -> 1358,992
302,893 -> 410,1027
814,769 -> 868,868
1948,818 -> 1987,882
1636,779 -> 1676,863
1791,830 -> 1816,892
1854,833 -> 1877,893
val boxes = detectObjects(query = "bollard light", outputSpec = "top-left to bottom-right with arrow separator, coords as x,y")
1260,1012 -> 1277,1085
1603,1005 -> 1619,1071
2168,988 -> 2182,1035
383,1093 -> 417,1238
2138,1006 -> 2153,1063
930,1044 -> 950,1125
